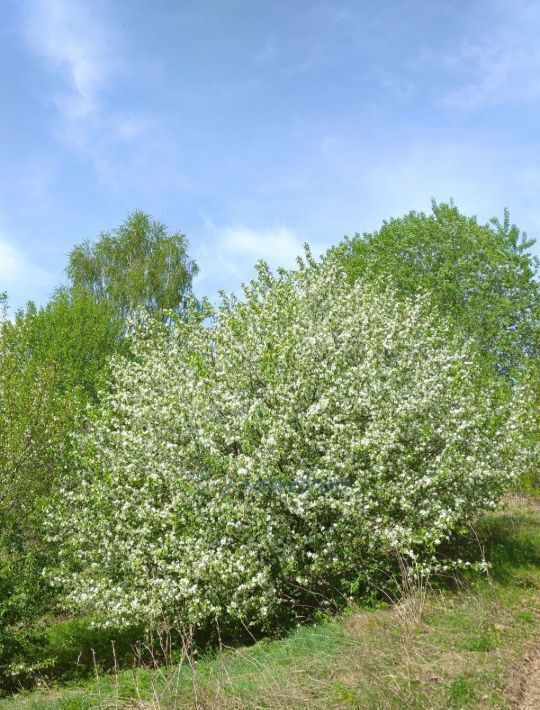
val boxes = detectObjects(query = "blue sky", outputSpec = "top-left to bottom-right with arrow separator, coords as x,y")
1,0 -> 540,311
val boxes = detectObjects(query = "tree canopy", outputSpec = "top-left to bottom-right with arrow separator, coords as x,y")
335,201 -> 540,376
67,211 -> 199,320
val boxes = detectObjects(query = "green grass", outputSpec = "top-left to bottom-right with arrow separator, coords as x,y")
2,494 -> 539,709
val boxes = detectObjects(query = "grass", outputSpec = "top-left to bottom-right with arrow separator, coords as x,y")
2,493 -> 539,708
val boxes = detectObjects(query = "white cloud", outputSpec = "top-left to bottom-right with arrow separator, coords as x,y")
219,226 -> 304,266
22,1 -> 174,193
193,224 -> 318,300
25,0 -> 114,119
442,40 -> 540,110
438,1 -> 540,109
0,237 -> 55,308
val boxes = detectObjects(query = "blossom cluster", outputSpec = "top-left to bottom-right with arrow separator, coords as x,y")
48,253 -> 530,630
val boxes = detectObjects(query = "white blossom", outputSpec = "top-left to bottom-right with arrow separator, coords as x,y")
47,254 -> 532,631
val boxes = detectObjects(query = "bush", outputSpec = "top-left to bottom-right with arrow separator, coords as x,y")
49,253 -> 532,634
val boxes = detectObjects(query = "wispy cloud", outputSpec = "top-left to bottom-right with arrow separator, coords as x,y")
439,0 -> 540,109
442,39 -> 540,109
22,0 -> 172,193
25,0 -> 115,120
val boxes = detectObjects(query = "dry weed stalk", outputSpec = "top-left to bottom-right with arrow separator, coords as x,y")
394,553 -> 430,628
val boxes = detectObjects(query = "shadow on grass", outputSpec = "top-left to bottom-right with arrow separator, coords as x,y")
43,618 -> 144,682
439,500 -> 540,587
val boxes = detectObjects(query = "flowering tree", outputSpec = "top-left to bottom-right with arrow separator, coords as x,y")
49,252 -> 530,632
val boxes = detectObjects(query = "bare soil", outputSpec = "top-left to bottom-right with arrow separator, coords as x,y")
506,638 -> 540,709
519,642 -> 540,709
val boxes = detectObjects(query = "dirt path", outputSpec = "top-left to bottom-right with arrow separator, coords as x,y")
519,643 -> 540,710
510,496 -> 540,709
509,639 -> 540,709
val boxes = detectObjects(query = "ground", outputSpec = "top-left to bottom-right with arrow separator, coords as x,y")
510,638 -> 540,709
